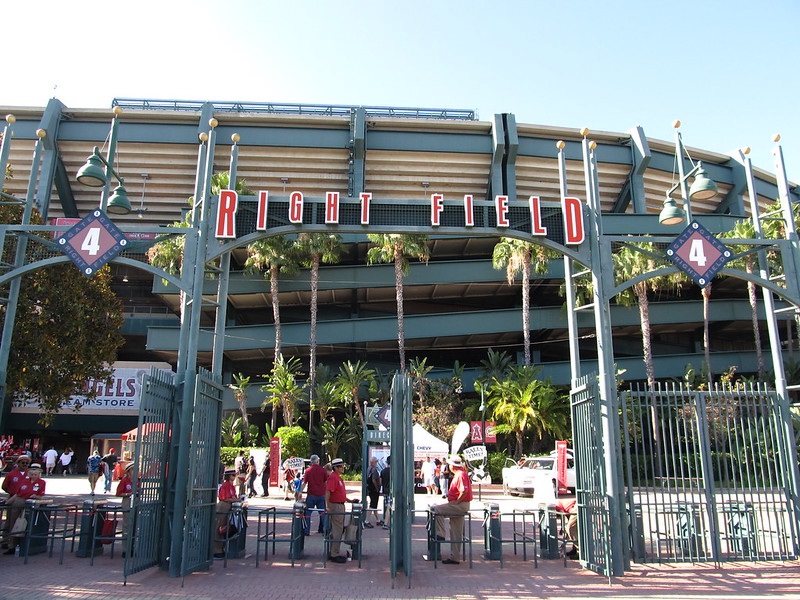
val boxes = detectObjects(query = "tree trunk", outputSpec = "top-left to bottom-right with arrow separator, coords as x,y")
522,255 -> 531,366
394,245 -> 406,374
745,257 -> 765,379
309,254 -> 320,429
270,264 -> 282,361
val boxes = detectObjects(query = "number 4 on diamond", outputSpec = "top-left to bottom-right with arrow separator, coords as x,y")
80,227 -> 102,256
688,239 -> 707,267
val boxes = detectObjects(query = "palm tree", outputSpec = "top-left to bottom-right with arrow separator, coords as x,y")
297,233 -> 343,398
721,220 -> 766,379
408,356 -> 434,408
612,243 -> 672,388
492,238 -> 556,366
228,372 -> 252,444
366,233 -> 430,373
487,365 -> 570,458
478,348 -> 513,387
335,359 -> 376,425
261,355 -> 307,430
244,235 -> 300,361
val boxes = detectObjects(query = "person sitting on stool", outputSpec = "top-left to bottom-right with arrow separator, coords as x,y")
555,497 -> 579,559
424,454 -> 472,565
214,468 -> 239,559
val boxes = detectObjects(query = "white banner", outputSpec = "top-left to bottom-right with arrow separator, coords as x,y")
10,362 -> 173,416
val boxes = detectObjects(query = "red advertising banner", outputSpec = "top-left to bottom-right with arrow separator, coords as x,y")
269,437 -> 281,487
555,440 -> 569,494
470,421 -> 497,444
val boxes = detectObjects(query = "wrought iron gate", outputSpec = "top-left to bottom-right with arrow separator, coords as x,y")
124,367 -> 175,580
179,367 -> 223,577
621,381 -> 800,564
570,372 -> 614,577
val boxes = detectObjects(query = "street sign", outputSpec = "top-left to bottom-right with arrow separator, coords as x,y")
666,220 -> 731,288
57,209 -> 128,277
375,402 -> 391,429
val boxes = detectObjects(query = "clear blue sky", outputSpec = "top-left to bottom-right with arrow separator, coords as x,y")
6,0 -> 799,173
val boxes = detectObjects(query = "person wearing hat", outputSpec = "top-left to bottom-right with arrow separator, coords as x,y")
300,454 -> 328,536
1,455 -> 31,547
3,462 -> 45,554
424,454 -> 473,565
116,463 -> 135,540
324,458 -> 358,563
214,468 -> 239,559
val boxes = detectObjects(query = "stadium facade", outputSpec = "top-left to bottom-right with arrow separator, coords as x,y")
1,97 -> 798,441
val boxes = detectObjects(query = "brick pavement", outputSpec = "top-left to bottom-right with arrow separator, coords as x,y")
0,476 -> 798,599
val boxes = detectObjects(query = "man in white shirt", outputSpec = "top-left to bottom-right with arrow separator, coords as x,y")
42,446 -> 59,476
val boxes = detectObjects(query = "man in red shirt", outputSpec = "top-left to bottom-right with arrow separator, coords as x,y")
426,455 -> 472,565
3,462 -> 45,553
300,454 -> 328,536
324,458 -> 357,563
555,497 -> 579,559
1,455 -> 30,548
214,468 -> 240,558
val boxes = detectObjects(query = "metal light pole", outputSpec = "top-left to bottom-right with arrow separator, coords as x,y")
478,388 -> 486,501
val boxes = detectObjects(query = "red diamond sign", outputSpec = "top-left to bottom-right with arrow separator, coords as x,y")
57,209 -> 128,277
666,221 -> 731,288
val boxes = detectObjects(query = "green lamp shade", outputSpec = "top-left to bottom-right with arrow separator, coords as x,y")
659,197 -> 685,226
688,167 -> 718,201
76,154 -> 108,187
107,185 -> 132,214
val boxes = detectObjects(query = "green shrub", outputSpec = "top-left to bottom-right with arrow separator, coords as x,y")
487,450 -> 509,483
276,426 -> 310,458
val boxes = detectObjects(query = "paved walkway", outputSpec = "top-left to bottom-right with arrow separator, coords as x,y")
1,476 -> 798,599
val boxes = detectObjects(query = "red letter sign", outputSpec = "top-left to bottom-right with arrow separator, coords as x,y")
289,191 -> 304,224
360,192 -> 371,225
215,190 -> 238,239
325,191 -> 340,224
431,193 -> 444,226
256,191 -> 269,231
529,196 -> 547,236
562,197 -> 585,244
463,194 -> 474,227
495,195 -> 509,227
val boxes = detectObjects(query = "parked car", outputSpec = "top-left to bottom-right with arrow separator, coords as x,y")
501,451 -> 576,497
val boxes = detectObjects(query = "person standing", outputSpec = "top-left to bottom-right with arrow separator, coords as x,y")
59,447 -> 74,476
259,455 -> 271,497
246,456 -> 258,498
42,446 -> 58,476
421,456 -> 436,495
425,455 -> 473,565
300,454 -> 327,535
214,469 -> 239,559
324,458 -> 357,563
380,456 -> 391,530
87,449 -> 103,495
116,463 -> 134,539
101,448 -> 119,493
439,458 -> 451,498
364,456 -> 381,528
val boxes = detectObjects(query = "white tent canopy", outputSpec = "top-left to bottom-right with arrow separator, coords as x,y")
412,424 -> 449,460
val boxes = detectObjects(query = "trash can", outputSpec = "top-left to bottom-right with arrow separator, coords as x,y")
348,502 -> 363,560
289,501 -> 305,560
225,502 -> 247,559
76,499 -> 107,558
726,502 -> 756,558
426,509 -> 441,561
483,503 -> 502,560
23,499 -> 51,556
539,504 -> 560,559
630,505 -> 646,561
675,503 -> 703,558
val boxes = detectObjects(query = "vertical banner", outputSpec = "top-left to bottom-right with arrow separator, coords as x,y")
556,440 -> 569,495
269,437 -> 281,487
470,421 -> 497,444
